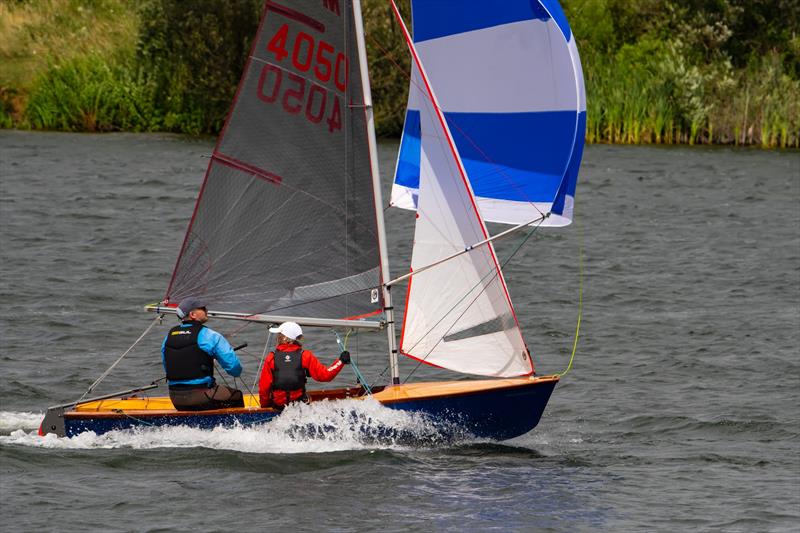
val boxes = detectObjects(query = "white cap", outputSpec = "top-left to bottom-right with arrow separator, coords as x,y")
269,321 -> 303,340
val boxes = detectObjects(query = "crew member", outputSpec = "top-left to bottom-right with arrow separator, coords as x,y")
258,321 -> 350,409
162,297 -> 245,411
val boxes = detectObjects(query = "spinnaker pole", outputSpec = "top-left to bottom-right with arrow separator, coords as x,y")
352,0 -> 400,385
384,213 -> 548,287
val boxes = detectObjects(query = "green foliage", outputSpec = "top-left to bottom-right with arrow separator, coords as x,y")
564,0 -> 799,147
0,0 -> 139,89
2,0 -> 798,147
135,0 -> 262,134
25,54 -> 152,132
0,88 -> 17,129
363,0 -> 410,137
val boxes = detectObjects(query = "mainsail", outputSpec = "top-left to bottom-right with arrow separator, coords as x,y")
391,0 -> 586,226
165,0 -> 383,321
391,2 -> 533,378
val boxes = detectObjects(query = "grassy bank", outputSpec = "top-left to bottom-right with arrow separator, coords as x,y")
0,0 -> 139,129
567,0 -> 800,148
1,0 -> 797,147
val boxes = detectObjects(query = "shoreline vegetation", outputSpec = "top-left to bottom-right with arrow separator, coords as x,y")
1,0 -> 797,148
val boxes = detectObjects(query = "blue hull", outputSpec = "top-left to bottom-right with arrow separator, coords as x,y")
47,379 -> 558,441
381,380 -> 558,440
63,409 -> 281,438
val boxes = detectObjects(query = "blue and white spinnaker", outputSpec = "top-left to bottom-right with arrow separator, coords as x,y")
391,0 -> 586,226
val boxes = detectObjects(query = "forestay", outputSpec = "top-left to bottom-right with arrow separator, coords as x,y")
393,5 -> 533,378
165,0 -> 383,321
391,0 -> 586,226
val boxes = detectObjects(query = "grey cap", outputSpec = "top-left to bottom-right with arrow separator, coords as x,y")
176,297 -> 207,319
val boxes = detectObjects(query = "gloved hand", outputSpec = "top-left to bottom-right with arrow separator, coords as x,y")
339,350 -> 351,364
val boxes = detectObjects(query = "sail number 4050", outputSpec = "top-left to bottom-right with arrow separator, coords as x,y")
257,23 -> 347,133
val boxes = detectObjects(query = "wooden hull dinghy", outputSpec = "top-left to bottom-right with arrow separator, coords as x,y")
40,377 -> 558,440
39,0 -> 584,442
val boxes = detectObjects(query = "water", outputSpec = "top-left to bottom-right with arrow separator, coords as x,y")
1,130 -> 798,531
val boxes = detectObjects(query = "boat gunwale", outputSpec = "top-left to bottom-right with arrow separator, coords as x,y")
371,375 -> 559,404
63,377 -> 559,417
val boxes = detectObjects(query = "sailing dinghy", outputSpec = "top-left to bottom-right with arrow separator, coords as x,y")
40,0 -> 585,441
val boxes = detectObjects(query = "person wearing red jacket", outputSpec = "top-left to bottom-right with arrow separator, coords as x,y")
258,321 -> 351,409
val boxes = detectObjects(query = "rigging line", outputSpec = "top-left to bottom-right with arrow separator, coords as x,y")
118,411 -> 156,427
184,222 -> 547,323
368,365 -> 390,389
400,217 -> 544,357
334,329 -> 371,394
558,215 -> 584,378
385,213 -> 547,287
76,315 -> 163,405
402,222 -> 542,383
224,348 -> 261,360
170,228 -> 538,327
365,32 -> 411,82
350,360 -> 372,395
215,360 -> 256,403
252,330 -> 273,399
214,361 -> 231,387
235,373 -> 257,403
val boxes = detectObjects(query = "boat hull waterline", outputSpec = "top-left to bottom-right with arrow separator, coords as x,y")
40,376 -> 558,441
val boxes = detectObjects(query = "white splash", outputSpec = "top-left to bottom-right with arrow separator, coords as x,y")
0,399 -> 463,453
0,411 -> 42,433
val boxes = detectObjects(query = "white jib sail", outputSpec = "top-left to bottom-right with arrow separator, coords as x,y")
396,11 -> 533,377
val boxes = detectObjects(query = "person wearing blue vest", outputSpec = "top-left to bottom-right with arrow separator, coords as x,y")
162,297 -> 244,411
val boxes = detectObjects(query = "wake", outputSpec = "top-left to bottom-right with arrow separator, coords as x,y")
0,399 -> 470,453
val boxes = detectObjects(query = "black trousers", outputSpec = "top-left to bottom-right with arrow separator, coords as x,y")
169,384 -> 244,411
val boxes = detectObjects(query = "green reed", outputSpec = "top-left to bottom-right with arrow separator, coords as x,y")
3,0 -> 798,148
24,54 -> 153,132
583,44 -> 799,148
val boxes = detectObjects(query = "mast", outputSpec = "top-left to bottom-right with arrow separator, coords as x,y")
352,0 -> 400,385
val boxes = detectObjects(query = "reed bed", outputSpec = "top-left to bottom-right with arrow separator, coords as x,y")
1,0 -> 797,148
24,54 -> 154,132
585,48 -> 799,148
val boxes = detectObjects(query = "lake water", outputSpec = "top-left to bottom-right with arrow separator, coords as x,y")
1,130 -> 798,531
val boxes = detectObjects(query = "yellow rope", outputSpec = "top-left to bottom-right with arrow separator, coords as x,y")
343,328 -> 353,349
558,215 -> 584,378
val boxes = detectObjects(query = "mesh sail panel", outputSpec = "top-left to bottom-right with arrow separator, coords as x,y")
166,0 -> 382,319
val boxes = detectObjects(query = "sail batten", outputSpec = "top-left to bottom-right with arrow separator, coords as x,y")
212,153 -> 283,185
